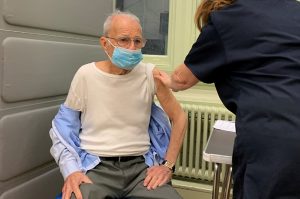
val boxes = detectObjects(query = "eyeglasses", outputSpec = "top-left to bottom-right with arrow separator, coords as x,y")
106,36 -> 147,49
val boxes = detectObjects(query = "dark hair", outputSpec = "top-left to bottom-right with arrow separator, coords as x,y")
195,0 -> 234,31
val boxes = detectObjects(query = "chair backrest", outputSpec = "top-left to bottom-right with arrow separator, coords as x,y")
0,1 -> 113,198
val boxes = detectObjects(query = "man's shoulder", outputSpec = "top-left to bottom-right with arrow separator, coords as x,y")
152,67 -> 159,75
75,62 -> 94,76
138,61 -> 154,67
138,62 -> 156,74
78,62 -> 94,71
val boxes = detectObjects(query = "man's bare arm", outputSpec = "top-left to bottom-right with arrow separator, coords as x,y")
144,67 -> 187,190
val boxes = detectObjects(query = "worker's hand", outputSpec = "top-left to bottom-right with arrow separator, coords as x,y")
62,171 -> 93,199
143,165 -> 172,190
153,70 -> 172,89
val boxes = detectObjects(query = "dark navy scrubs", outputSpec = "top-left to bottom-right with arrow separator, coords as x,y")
184,0 -> 300,198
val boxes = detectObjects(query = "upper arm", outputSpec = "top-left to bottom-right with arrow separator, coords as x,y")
65,68 -> 86,111
153,68 -> 184,121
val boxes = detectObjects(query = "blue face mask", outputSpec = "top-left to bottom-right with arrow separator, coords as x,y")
106,40 -> 143,70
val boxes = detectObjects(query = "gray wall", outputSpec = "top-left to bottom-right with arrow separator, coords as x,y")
0,1 -> 113,198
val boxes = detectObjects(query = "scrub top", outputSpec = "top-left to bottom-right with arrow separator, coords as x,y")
184,0 -> 300,198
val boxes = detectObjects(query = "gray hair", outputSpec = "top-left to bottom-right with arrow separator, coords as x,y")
103,10 -> 142,36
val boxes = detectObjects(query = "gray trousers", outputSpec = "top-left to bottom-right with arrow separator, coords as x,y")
71,156 -> 182,199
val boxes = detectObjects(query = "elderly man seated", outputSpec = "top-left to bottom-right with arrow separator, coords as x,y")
50,10 -> 186,199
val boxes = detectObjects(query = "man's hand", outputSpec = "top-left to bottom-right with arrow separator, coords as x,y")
62,171 -> 93,199
143,165 -> 172,190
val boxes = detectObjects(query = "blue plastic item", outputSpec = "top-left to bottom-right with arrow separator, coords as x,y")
55,192 -> 62,199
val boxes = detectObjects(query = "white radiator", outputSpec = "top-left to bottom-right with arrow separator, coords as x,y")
174,103 -> 235,182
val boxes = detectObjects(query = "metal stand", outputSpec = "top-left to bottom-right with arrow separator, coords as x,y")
203,121 -> 236,199
212,164 -> 232,199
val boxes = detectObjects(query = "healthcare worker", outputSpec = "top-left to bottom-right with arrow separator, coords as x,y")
155,0 -> 300,198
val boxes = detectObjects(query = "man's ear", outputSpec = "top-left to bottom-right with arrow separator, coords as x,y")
99,36 -> 108,50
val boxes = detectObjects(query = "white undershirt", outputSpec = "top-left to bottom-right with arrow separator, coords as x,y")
65,62 -> 155,156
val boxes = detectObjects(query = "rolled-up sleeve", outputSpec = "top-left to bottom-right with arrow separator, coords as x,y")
49,128 -> 81,179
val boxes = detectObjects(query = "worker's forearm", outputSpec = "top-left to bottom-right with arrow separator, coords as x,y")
170,63 -> 199,91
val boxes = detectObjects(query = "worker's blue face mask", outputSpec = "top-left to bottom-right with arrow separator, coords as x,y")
106,39 -> 143,70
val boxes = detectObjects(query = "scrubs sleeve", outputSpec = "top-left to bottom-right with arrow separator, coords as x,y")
184,22 -> 227,83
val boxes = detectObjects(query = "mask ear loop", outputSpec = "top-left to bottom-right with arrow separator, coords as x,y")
106,38 -> 117,48
104,38 -> 116,61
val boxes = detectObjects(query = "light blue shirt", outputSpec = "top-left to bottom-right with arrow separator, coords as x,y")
50,103 -> 171,179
